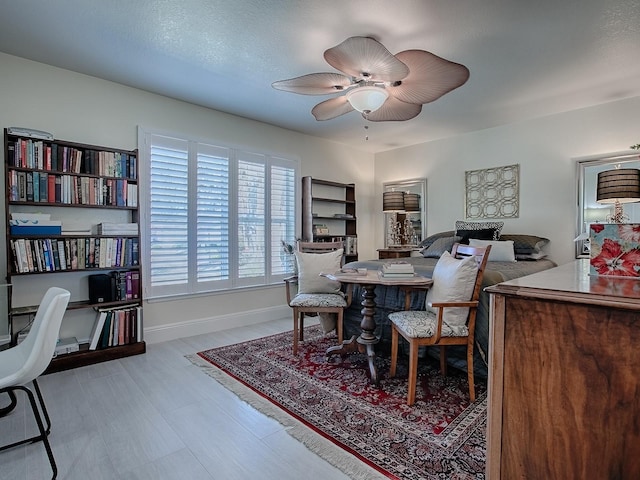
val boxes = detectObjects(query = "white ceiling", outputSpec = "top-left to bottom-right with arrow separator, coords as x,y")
1,0 -> 639,153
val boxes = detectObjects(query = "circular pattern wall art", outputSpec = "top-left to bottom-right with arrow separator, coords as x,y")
465,164 -> 519,219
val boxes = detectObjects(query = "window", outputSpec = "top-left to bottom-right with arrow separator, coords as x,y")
139,130 -> 298,299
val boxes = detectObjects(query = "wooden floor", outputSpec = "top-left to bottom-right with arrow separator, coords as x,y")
0,317 -> 376,480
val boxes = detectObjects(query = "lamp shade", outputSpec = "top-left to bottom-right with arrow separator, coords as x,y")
403,193 -> 420,212
383,191 -> 405,212
346,86 -> 389,113
596,168 -> 640,204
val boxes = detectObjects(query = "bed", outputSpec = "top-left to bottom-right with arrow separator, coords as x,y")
341,228 -> 557,378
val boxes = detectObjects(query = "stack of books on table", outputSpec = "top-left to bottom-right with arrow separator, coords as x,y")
380,261 -> 415,278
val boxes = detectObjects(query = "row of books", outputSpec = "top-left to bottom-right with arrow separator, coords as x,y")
110,270 -> 141,302
10,237 -> 140,274
7,170 -> 138,207
7,138 -> 137,178
380,261 -> 415,278
89,306 -> 143,350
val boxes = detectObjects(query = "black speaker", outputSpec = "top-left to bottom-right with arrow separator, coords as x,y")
88,274 -> 113,304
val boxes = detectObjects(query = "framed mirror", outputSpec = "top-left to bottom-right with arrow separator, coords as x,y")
576,152 -> 640,257
383,178 -> 427,247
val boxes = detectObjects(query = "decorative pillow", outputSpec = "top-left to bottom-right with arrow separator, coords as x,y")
422,236 -> 461,258
455,220 -> 504,240
295,249 -> 343,294
468,239 -> 517,262
498,234 -> 549,255
418,230 -> 456,250
456,228 -> 496,244
425,251 -> 479,329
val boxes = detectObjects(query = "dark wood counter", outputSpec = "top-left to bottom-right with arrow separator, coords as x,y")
486,260 -> 640,479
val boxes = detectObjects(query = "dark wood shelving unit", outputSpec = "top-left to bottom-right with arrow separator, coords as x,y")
302,176 -> 358,262
4,128 -> 145,371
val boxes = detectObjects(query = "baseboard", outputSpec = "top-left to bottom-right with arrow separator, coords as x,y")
143,305 -> 291,344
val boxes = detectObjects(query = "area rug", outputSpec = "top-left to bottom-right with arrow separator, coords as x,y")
189,325 -> 486,480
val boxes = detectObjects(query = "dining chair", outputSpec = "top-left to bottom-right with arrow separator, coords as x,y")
388,244 -> 490,405
0,287 -> 71,479
284,241 -> 352,354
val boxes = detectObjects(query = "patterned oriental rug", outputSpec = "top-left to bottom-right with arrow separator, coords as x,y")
191,325 -> 487,480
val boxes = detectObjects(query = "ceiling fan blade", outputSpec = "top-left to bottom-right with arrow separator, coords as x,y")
311,96 -> 354,121
363,95 -> 422,122
324,36 -> 409,82
272,73 -> 352,95
388,50 -> 470,104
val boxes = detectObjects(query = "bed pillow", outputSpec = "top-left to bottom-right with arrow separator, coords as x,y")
456,228 -> 496,244
498,234 -> 549,255
418,230 -> 456,250
295,249 -> 343,294
422,235 -> 461,258
455,220 -> 504,240
468,239 -> 517,262
426,251 -> 479,331
515,251 -> 548,261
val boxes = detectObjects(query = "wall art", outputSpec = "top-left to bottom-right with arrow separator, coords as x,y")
465,164 -> 519,219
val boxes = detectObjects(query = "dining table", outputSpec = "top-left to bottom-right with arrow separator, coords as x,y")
323,269 -> 432,386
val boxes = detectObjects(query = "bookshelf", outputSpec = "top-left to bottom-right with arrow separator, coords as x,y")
3,128 -> 145,372
301,176 -> 358,263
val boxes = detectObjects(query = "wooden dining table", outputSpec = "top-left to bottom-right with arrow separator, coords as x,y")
323,269 -> 432,386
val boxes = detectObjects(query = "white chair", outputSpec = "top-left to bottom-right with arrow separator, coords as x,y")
0,287 -> 70,480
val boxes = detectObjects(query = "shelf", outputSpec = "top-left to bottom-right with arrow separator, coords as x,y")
5,128 -> 145,370
302,176 -> 357,260
45,341 -> 146,374
312,216 -> 356,221
8,201 -> 137,209
12,299 -> 141,316
311,197 -> 355,205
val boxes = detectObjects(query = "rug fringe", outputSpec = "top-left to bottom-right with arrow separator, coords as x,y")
186,354 -> 391,480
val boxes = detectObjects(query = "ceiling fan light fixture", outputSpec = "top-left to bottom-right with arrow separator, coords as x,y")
345,86 -> 389,114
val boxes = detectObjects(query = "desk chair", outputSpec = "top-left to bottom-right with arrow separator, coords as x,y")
0,287 -> 71,479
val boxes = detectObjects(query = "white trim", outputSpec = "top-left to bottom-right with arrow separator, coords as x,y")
143,304 -> 291,344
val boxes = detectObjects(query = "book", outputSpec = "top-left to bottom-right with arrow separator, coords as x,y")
382,261 -> 414,274
9,225 -> 62,235
136,306 -> 143,342
378,270 -> 416,279
100,312 -> 112,349
57,240 -> 67,270
89,311 -> 108,350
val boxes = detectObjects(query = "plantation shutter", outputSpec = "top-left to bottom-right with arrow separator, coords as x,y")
149,135 -> 189,291
270,161 -> 296,276
237,152 -> 266,283
196,144 -> 230,286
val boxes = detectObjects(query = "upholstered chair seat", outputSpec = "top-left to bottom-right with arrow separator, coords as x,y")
389,310 -> 469,338
289,293 -> 348,308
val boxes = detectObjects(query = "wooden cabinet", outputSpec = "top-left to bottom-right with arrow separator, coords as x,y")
486,260 -> 640,479
4,128 -> 145,372
301,176 -> 357,262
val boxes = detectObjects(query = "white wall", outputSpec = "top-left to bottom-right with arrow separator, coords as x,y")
2,51 -> 639,343
375,96 -> 640,265
0,53 -> 376,341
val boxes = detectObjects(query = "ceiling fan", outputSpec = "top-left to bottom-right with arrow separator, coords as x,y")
272,36 -> 470,122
